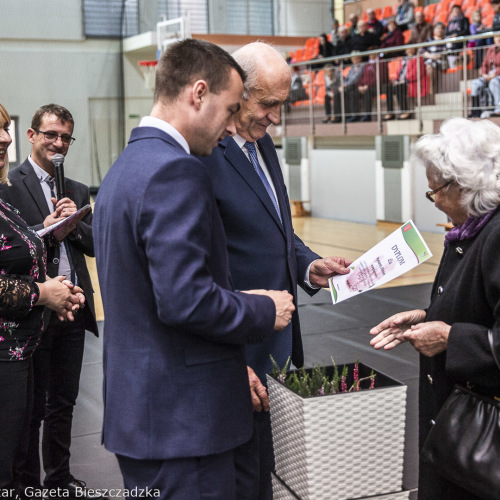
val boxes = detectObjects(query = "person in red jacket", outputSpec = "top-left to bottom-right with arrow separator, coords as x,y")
384,46 -> 427,120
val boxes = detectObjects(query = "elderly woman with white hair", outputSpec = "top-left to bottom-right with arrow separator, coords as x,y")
370,118 -> 500,499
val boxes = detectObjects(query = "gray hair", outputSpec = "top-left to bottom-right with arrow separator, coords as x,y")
232,42 -> 290,100
413,117 -> 500,216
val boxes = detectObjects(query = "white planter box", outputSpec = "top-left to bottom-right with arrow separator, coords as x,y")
272,474 -> 411,500
267,363 -> 407,500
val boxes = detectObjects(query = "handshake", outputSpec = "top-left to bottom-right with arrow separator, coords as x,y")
243,289 -> 295,330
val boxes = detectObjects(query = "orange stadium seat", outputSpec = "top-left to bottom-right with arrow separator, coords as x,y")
424,3 -> 437,22
388,58 -> 402,81
461,0 -> 477,11
435,11 -> 449,24
382,6 -> 394,19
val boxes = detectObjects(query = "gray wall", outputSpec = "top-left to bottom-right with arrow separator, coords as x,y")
309,148 -> 378,225
2,39 -> 122,187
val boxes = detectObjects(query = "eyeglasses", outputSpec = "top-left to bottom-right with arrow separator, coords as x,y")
34,129 -> 75,145
426,180 -> 453,202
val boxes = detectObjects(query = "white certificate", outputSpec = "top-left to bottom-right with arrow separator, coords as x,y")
328,220 -> 432,305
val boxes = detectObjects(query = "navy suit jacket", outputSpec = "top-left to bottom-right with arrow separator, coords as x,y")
94,126 -> 276,460
201,134 -> 321,377
0,159 -> 97,335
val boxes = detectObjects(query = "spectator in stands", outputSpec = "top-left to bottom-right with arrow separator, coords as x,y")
366,9 -> 384,39
349,13 -> 360,35
342,51 -> 365,122
335,26 -> 353,57
351,20 -> 381,53
423,22 -> 449,93
492,0 -> 500,30
288,66 -> 308,105
322,64 -> 341,123
380,18 -> 405,58
358,48 -> 387,121
409,10 -> 433,44
395,0 -> 415,31
331,19 -> 341,46
384,46 -> 427,120
445,4 -> 470,51
318,33 -> 335,58
468,10 -> 489,69
469,35 -> 500,117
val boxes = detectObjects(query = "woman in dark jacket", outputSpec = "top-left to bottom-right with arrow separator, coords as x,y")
445,4 -> 470,50
371,117 -> 500,499
380,18 -> 405,58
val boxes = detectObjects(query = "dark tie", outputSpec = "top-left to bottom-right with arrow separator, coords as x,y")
45,177 -> 76,285
46,177 -> 56,207
244,141 -> 282,223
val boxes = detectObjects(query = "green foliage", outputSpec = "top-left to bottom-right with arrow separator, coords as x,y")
272,356 -> 377,398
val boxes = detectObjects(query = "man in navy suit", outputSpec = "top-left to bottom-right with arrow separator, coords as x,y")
201,42 -> 352,499
94,39 -> 295,500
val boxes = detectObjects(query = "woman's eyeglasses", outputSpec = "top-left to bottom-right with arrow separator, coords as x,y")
426,180 -> 453,202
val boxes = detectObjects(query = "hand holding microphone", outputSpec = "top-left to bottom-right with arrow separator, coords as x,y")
42,153 -> 78,229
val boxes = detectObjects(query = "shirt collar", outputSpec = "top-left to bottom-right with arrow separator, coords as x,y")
28,155 -> 52,183
139,116 -> 190,154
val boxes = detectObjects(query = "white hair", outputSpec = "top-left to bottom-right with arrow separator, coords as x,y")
413,117 -> 500,216
232,42 -> 291,100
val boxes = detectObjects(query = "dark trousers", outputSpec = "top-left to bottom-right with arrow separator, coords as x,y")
117,445 -> 252,500
17,315 -> 85,488
0,358 -> 33,494
385,82 -> 409,113
344,86 -> 360,117
324,93 -> 333,117
233,411 -> 274,500
361,86 -> 376,118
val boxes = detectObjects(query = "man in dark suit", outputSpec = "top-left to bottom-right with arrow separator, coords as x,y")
0,104 -> 100,498
200,42 -> 352,499
93,39 -> 295,499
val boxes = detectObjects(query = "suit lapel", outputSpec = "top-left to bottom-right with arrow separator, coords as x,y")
222,137 -> 284,235
19,161 -> 52,219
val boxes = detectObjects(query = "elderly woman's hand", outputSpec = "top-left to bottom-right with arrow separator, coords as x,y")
403,321 -> 451,357
370,309 -> 426,350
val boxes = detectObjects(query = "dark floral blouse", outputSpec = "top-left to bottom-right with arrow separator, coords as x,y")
0,199 -> 46,361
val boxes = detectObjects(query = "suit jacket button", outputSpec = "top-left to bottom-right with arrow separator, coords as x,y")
53,257 -> 59,265
437,286 -> 443,295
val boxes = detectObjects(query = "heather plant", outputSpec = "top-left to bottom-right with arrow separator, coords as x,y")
271,356 -> 376,398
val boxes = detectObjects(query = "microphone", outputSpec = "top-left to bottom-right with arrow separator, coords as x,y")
52,153 -> 67,199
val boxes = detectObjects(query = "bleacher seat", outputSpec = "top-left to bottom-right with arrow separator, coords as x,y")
424,3 -> 437,23
382,6 -> 394,19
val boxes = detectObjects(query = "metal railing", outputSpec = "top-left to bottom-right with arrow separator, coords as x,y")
283,31 -> 500,136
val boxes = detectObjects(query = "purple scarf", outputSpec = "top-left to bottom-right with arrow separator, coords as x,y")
445,208 -> 497,247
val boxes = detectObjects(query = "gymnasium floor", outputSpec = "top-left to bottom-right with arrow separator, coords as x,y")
71,217 -> 445,497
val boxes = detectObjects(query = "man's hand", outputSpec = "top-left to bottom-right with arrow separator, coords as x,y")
247,366 -> 269,412
43,197 -> 78,228
309,256 -> 353,288
244,289 -> 295,331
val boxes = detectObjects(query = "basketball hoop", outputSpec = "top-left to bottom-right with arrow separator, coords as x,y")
138,60 -> 158,90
